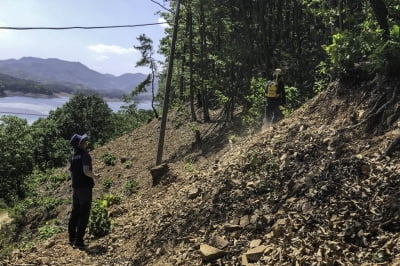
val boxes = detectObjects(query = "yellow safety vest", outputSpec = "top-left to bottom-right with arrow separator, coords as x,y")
265,82 -> 279,98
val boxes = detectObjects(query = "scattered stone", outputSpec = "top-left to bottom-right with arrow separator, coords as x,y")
213,235 -> 229,249
188,187 -> 201,199
240,215 -> 250,227
244,245 -> 267,262
199,244 -> 226,261
223,223 -> 242,232
249,239 -> 262,248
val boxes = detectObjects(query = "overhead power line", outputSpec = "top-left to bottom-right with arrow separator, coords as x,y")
150,0 -> 173,13
0,22 -> 166,31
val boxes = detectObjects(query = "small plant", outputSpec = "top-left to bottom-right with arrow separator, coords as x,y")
228,134 -> 237,142
123,160 -> 133,169
40,197 -> 61,211
184,159 -> 195,172
102,194 -> 123,206
101,152 -> 117,166
125,179 -> 138,195
102,178 -> 113,190
38,222 -> 63,240
88,199 -> 111,237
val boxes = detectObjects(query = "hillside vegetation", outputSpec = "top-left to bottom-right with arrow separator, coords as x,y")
3,74 -> 400,265
1,0 -> 400,265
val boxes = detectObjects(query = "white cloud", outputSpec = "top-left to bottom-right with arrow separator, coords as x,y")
88,44 -> 136,55
94,55 -> 110,61
158,17 -> 169,28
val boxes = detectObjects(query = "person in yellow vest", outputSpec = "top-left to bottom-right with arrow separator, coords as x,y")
263,68 -> 286,126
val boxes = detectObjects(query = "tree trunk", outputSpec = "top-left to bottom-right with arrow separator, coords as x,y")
199,0 -> 210,122
188,5 -> 197,121
369,0 -> 390,39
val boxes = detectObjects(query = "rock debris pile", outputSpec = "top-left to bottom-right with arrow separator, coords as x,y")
5,80 -> 400,265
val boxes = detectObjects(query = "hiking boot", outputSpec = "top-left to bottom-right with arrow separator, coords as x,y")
69,237 -> 75,247
73,241 -> 87,249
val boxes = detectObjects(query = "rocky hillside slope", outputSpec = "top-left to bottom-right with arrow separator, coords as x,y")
4,77 -> 400,265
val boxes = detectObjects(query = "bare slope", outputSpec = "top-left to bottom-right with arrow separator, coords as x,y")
5,78 -> 400,265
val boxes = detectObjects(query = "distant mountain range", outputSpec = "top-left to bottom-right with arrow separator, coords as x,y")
0,57 -> 156,99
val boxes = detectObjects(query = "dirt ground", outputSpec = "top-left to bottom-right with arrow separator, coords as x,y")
4,77 -> 400,265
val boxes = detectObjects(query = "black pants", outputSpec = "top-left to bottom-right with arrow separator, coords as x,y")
68,188 -> 92,243
264,100 -> 283,124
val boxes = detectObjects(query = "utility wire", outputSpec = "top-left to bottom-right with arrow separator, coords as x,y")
0,22 -> 166,31
149,0 -> 173,13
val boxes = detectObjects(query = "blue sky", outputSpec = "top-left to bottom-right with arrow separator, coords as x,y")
0,0 -> 169,76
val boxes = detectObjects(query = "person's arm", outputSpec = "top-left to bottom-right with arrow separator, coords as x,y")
82,153 -> 100,178
83,165 -> 100,178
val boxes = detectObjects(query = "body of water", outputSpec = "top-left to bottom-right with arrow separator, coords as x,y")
0,96 -> 153,124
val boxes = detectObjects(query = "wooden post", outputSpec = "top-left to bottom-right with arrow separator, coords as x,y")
156,0 -> 181,165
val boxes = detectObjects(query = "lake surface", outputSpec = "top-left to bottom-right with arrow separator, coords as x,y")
0,96 -> 153,124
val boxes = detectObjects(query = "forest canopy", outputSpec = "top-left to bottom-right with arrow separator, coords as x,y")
157,0 -> 399,124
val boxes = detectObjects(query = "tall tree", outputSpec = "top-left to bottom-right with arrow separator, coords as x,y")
134,34 -> 159,118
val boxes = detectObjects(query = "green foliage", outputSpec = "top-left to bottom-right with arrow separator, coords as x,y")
111,108 -> 153,138
101,152 -> 116,166
40,197 -> 61,211
30,118 -> 70,170
38,222 -> 63,240
9,198 -> 36,226
323,17 -> 400,79
102,194 -> 123,206
368,24 -> 400,77
88,199 -> 111,237
48,92 -> 114,147
125,179 -> 138,195
123,160 -> 133,169
102,177 -> 114,190
242,78 -> 266,128
0,73 -> 74,96
0,116 -> 34,204
187,122 -> 199,133
313,61 -> 330,93
228,134 -> 237,142
184,159 -> 195,172
281,86 -> 302,117
0,199 -> 7,211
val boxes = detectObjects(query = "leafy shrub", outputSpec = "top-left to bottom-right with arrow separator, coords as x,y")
281,86 -> 302,117
88,199 -> 111,237
0,116 -> 34,204
184,159 -> 195,172
101,152 -> 117,166
242,77 -> 266,128
125,179 -> 138,195
48,92 -> 114,147
30,118 -> 70,170
9,198 -> 36,226
38,222 -> 63,240
102,194 -> 123,206
102,178 -> 114,191
123,160 -> 133,169
40,197 -> 61,211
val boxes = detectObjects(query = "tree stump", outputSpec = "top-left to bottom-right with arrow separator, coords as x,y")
150,163 -> 169,186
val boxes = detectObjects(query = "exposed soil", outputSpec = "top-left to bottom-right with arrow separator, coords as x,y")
0,212 -> 12,230
3,77 -> 400,265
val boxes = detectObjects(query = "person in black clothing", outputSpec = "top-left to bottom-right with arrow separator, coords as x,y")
263,68 -> 286,127
68,133 -> 100,249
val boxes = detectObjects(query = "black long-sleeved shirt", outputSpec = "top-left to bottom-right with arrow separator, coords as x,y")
69,149 -> 94,189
